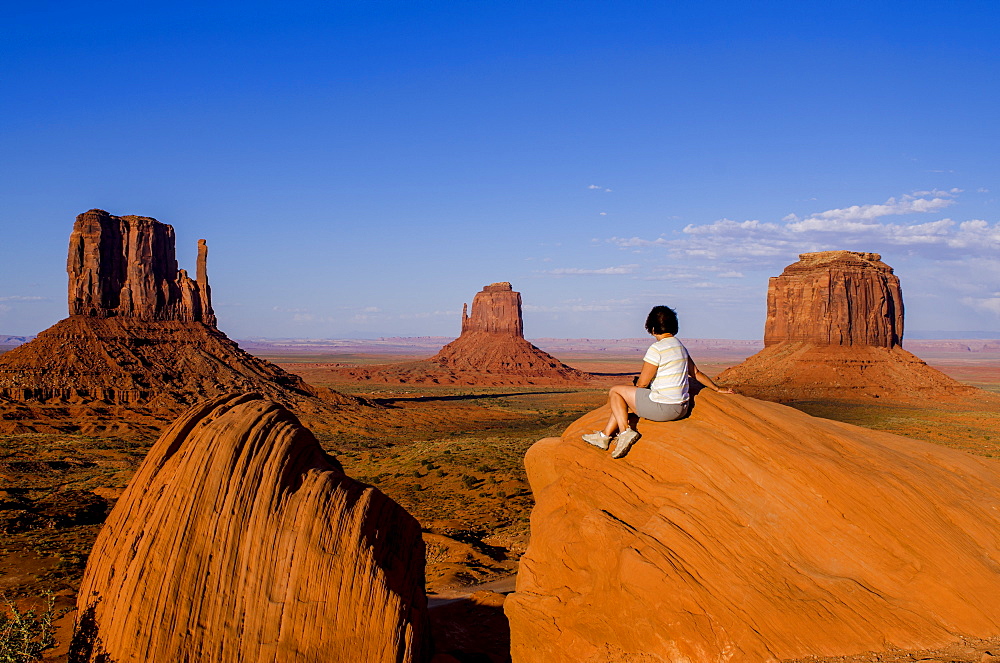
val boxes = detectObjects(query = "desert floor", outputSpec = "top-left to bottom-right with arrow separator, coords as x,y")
2,343 -> 999,662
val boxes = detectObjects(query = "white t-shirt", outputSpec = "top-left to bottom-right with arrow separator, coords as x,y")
642,336 -> 690,404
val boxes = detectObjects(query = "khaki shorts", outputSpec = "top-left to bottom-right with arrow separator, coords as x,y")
634,388 -> 689,421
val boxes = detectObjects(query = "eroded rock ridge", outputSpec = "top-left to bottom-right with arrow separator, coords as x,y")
506,393 -> 1000,661
72,393 -> 429,663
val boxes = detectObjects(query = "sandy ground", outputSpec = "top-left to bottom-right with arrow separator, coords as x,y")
1,342 -> 999,662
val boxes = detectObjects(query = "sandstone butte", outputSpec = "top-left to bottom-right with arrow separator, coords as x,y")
71,393 -> 430,663
335,282 -> 590,385
0,209 -> 362,432
505,391 -> 1000,662
718,250 -> 980,402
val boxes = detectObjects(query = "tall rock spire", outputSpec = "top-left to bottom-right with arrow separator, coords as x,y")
67,209 -> 215,325
196,238 -> 216,326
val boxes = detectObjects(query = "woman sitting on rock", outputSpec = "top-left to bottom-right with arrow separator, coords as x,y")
583,305 -> 733,458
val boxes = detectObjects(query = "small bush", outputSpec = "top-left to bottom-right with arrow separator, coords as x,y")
0,592 -> 56,663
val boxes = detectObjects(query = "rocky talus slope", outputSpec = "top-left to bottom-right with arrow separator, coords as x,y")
505,391 -> 1000,662
0,316 -> 351,410
72,393 -> 429,663
719,251 -> 978,401
334,282 -> 590,385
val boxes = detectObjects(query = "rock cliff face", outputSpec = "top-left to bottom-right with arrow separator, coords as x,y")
72,393 -> 429,663
68,209 -> 216,325
764,251 -> 903,347
719,251 -> 976,401
461,282 -> 523,337
505,393 -> 1000,662
333,283 -> 590,386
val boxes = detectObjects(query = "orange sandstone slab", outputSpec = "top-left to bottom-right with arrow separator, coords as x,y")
505,392 -> 1000,662
72,393 -> 429,663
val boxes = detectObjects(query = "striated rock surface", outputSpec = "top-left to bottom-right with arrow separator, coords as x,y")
72,393 -> 429,663
68,209 -> 215,324
720,251 -> 978,401
764,251 -> 903,347
506,392 -> 1000,662
334,283 -> 590,385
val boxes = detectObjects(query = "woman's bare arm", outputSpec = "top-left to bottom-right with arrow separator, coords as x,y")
636,360 -> 658,388
688,359 -> 734,394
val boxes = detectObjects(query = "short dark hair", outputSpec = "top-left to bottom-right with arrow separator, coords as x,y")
645,306 -> 678,335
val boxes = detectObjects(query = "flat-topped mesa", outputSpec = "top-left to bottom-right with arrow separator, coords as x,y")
460,281 -> 523,337
765,250 -> 903,348
717,250 -> 979,402
67,209 -> 216,325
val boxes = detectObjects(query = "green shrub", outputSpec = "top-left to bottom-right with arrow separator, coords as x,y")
0,592 -> 56,663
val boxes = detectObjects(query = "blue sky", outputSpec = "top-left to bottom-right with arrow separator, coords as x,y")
2,1 -> 998,339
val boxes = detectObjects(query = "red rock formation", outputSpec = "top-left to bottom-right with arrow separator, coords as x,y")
506,393 -> 1000,662
764,251 -> 903,347
68,209 -> 216,325
461,282 -> 523,336
0,316 -> 354,411
0,210 -> 364,432
333,283 -> 590,386
72,393 -> 429,663
719,251 -> 977,401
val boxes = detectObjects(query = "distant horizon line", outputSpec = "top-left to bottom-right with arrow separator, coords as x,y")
3,330 -> 1000,344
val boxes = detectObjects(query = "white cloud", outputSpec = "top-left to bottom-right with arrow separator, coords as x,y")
610,191 -> 1000,265
546,264 -> 639,276
783,195 -> 954,232
961,297 -> 1000,316
0,296 -> 48,302
587,184 -> 602,189
718,271 -> 745,278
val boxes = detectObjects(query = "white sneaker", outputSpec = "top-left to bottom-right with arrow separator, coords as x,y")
581,431 -> 611,450
611,428 -> 640,458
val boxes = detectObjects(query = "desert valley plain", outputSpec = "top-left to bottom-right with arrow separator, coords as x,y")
2,211 -> 1000,663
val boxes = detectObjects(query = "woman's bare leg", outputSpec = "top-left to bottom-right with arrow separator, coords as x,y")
603,385 -> 640,437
